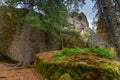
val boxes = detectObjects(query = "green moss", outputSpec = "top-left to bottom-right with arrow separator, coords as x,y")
0,6 -> 25,54
54,47 -> 116,60
35,52 -> 120,80
0,7 -> 16,54
63,36 -> 86,48
59,73 -> 73,80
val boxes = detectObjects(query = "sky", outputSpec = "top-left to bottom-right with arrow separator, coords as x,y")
80,0 -> 97,29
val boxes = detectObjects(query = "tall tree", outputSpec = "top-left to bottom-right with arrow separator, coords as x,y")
95,0 -> 120,60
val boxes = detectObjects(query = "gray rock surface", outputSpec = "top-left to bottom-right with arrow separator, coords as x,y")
68,12 -> 93,33
88,34 -> 110,48
0,10 -> 61,63
68,12 -> 94,41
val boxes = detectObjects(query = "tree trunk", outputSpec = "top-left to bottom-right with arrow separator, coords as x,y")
100,0 -> 120,60
28,0 -> 34,10
114,0 -> 120,11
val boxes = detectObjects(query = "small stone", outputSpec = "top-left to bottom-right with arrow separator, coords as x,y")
59,73 -> 73,80
78,62 -> 87,65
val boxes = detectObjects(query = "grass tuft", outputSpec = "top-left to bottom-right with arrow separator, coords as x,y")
54,47 -> 116,59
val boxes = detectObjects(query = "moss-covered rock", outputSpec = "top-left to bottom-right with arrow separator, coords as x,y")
62,33 -> 86,48
0,6 -> 16,54
35,51 -> 120,80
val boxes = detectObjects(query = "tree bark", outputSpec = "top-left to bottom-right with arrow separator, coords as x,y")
100,0 -> 120,60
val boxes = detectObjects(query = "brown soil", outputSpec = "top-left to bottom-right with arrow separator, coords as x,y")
0,51 -> 58,80
0,61 -> 44,80
37,51 -> 58,62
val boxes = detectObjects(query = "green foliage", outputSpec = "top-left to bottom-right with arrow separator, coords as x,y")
24,11 -> 47,31
54,47 -> 116,59
89,47 -> 116,59
8,0 -> 20,5
6,0 -> 86,38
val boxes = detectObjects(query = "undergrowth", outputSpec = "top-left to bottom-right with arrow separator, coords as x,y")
54,47 -> 116,59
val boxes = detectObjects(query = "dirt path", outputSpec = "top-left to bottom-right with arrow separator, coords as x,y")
38,51 -> 57,62
0,62 -> 44,80
0,51 -> 57,80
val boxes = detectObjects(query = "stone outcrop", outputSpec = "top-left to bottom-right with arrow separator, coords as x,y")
0,24 -> 61,63
0,7 -> 86,63
79,12 -> 89,28
0,7 -> 61,63
62,32 -> 86,48
68,12 -> 94,41
88,34 -> 110,48
68,12 -> 93,34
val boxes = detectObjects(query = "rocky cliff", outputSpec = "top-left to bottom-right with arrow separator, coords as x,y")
68,12 -> 94,41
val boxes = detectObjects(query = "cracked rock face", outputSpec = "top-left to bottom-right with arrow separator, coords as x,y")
68,12 -> 92,33
68,12 -> 94,42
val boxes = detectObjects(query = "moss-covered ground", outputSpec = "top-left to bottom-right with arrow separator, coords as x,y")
35,48 -> 120,80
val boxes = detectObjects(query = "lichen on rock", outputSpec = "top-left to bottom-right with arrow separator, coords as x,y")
0,6 -> 16,55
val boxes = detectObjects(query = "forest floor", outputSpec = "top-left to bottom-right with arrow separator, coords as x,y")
0,51 -> 56,80
0,61 -> 44,80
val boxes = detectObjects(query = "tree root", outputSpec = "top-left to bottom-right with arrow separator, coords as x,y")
0,76 -> 6,79
8,62 -> 32,70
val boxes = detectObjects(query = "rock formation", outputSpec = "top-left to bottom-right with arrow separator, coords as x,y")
68,12 -> 110,48
68,12 -> 94,41
62,32 -> 86,48
68,12 -> 93,33
0,7 -> 86,64
0,7 -> 61,63
88,34 -> 110,48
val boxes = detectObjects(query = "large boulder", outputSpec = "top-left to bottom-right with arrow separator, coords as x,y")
0,7 -> 61,63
